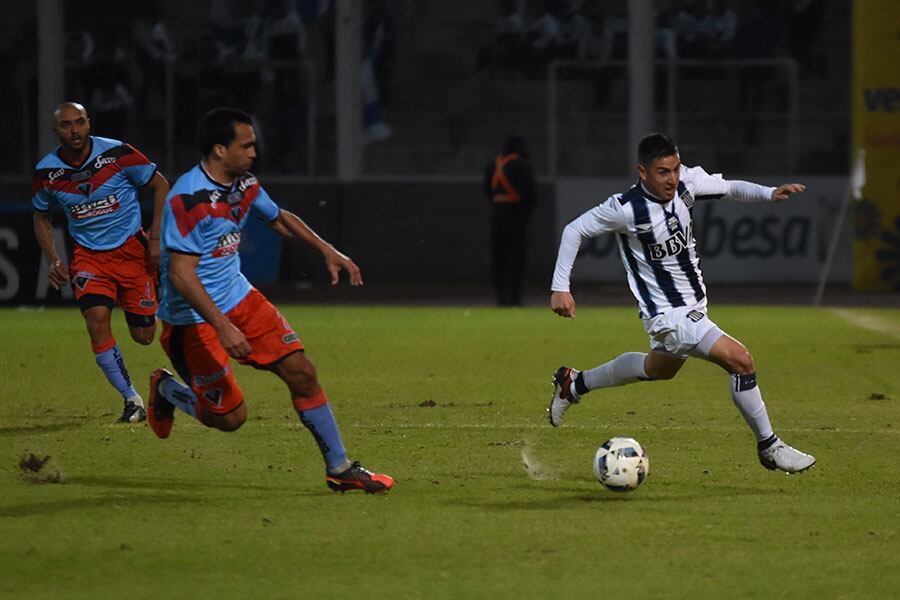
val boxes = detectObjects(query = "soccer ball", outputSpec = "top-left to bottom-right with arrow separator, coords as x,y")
593,437 -> 650,491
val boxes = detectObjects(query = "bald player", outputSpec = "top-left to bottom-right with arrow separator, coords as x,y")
32,102 -> 170,422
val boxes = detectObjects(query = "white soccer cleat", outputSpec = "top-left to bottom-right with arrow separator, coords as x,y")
758,439 -> 816,473
548,367 -> 580,427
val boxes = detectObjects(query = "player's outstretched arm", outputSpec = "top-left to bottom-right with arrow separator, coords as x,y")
32,211 -> 70,290
169,251 -> 251,358
145,172 -> 170,272
771,183 -> 805,202
269,209 -> 363,286
551,291 -> 576,318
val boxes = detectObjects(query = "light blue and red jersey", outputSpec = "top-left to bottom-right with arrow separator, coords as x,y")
31,136 -> 157,250
159,164 -> 280,325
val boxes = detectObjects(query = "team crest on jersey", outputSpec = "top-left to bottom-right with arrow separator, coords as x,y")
282,332 -> 299,344
680,189 -> 694,208
203,388 -> 223,407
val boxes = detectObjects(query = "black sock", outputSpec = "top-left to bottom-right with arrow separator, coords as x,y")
757,434 -> 778,451
574,372 -> 589,395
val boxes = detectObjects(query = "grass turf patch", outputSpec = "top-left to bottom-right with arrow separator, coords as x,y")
1,305 -> 898,599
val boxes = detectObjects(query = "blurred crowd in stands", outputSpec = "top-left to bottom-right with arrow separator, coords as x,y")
0,0 -> 830,175
475,0 -> 826,81
3,0 -> 397,174
474,0 -> 827,148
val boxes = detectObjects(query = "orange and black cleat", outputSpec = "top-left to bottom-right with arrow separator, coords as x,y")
326,461 -> 394,494
148,368 -> 176,439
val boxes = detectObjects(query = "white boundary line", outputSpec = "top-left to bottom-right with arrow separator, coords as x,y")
829,308 -> 900,342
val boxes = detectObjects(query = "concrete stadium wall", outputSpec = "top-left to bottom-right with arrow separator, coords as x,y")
264,179 -> 557,285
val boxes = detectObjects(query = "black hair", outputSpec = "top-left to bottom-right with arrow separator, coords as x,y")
196,107 -> 253,155
637,132 -> 678,165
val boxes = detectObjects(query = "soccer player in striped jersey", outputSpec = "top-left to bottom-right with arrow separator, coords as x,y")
147,107 -> 393,493
32,102 -> 169,423
548,133 -> 815,474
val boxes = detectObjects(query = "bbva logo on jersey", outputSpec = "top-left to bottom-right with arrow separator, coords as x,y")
646,222 -> 695,260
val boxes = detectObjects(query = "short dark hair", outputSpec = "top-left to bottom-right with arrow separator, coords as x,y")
196,107 -> 253,155
637,133 -> 678,165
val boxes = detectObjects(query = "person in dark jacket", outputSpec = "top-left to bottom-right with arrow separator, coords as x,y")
483,136 -> 536,306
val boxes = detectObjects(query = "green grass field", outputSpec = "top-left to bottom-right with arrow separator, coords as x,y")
1,304 -> 898,599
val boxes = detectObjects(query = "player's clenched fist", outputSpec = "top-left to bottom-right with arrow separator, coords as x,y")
551,291 -> 576,318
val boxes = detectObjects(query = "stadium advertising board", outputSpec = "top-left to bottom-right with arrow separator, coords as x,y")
0,206 -> 73,305
853,0 -> 900,291
555,176 -> 851,283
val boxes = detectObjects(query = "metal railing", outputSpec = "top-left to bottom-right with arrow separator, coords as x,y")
547,57 -> 799,176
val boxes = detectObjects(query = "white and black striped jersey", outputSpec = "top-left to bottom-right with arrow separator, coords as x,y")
551,165 -> 776,318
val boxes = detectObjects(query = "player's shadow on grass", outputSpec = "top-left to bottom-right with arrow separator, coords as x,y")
3,475 -> 325,518
852,343 -> 900,353
0,422 -> 84,436
68,474 -> 318,496
0,493 -> 199,519
445,481 -> 778,510
445,489 -> 641,510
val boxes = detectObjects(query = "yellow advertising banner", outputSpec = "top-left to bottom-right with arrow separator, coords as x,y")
853,0 -> 900,290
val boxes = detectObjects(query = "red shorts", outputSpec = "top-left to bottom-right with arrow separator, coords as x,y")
160,288 -> 304,416
71,234 -> 156,316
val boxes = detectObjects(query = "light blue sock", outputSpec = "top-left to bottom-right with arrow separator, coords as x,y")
298,404 -> 349,473
95,344 -> 138,401
159,377 -> 198,418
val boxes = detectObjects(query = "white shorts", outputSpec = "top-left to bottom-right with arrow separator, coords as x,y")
641,306 -> 724,359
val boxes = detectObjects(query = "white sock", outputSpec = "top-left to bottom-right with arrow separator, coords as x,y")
730,373 -> 774,442
125,394 -> 144,409
160,376 -> 198,418
581,352 -> 648,393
